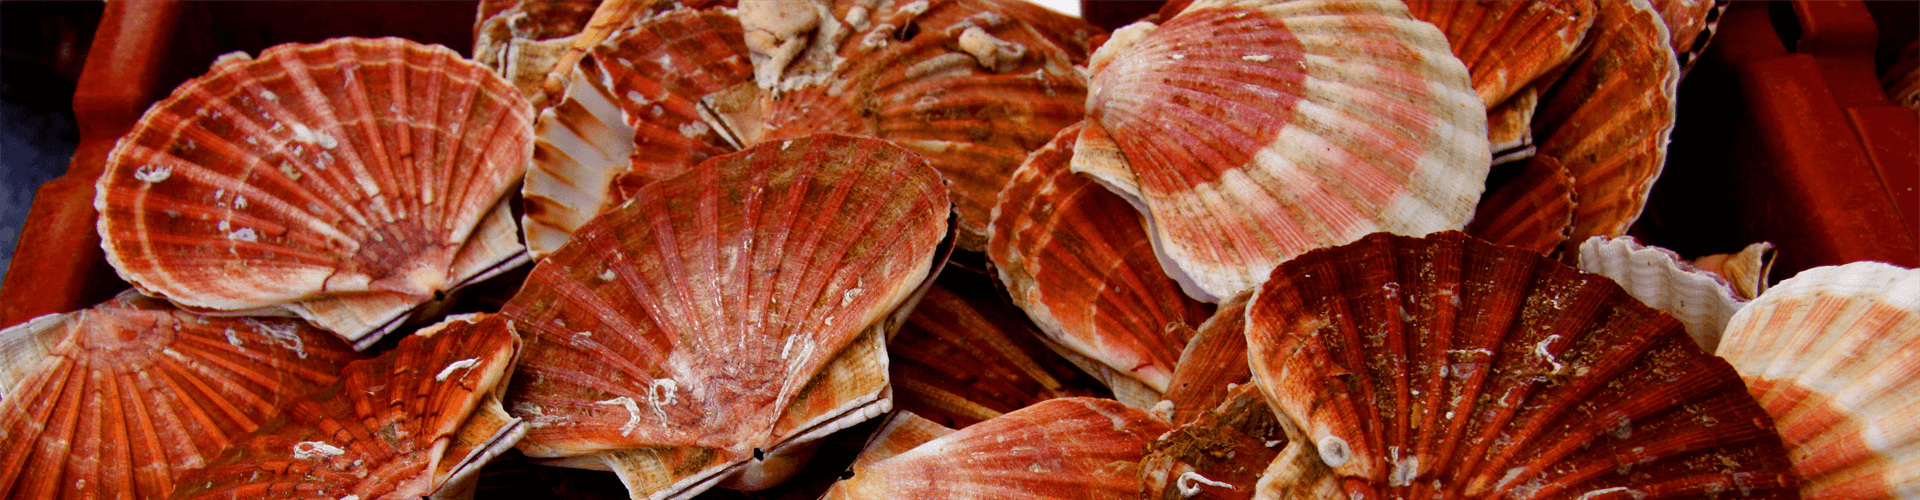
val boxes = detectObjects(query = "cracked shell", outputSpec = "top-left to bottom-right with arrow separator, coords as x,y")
1073,0 -> 1491,303
502,133 -> 948,499
1246,231 -> 1798,500
1717,262 -> 1920,500
95,37 -> 535,349
0,293 -> 359,499
168,313 -> 525,500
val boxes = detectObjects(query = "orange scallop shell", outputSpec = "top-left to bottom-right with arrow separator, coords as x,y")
1467,154 -> 1578,255
0,293 -> 359,499
1403,0 -> 1596,108
1141,384 -> 1283,500
95,37 -> 535,348
1531,0 -> 1680,257
888,273 -> 1106,429
522,8 -> 754,258
1246,231 -> 1797,499
1717,262 -> 1920,500
1159,291 -> 1252,427
821,398 -> 1173,499
1649,0 -> 1727,73
169,313 -> 524,500
1073,0 -> 1490,302
990,122 -> 1213,408
502,133 -> 948,499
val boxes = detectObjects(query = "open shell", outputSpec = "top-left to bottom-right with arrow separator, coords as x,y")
1072,0 -> 1490,302
95,37 -> 535,348
821,398 -> 1172,499
1247,231 -> 1797,499
1531,0 -> 1680,257
888,273 -> 1106,429
1716,262 -> 1920,500
0,293 -> 359,499
990,122 -> 1213,408
169,313 -> 524,500
1577,236 -> 1751,352
502,133 -> 948,499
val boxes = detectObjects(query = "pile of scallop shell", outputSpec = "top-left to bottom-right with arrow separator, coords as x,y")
5,0 -> 1916,499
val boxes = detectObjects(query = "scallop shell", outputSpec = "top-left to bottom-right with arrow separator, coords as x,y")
821,398 -> 1173,499
1072,0 -> 1491,303
501,133 -> 948,499
1158,291 -> 1252,427
169,313 -> 524,500
1403,0 -> 1596,108
1466,154 -> 1577,255
889,273 -> 1106,429
1486,86 -> 1541,162
1246,231 -> 1798,499
1692,241 -> 1776,301
0,293 -> 359,499
1141,384 -> 1283,500
1649,0 -> 1727,73
1578,236 -> 1751,352
1716,262 -> 1920,500
990,122 -> 1214,408
522,8 -> 753,258
1531,0 -> 1680,257
94,37 -> 536,348
474,0 -> 605,98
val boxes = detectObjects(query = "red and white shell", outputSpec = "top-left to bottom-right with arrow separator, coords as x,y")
1073,0 -> 1491,302
94,37 -> 535,348
502,133 -> 948,499
888,275 -> 1106,429
821,398 -> 1173,499
1716,262 -> 1920,500
0,293 -> 359,499
1578,236 -> 1751,352
1246,231 -> 1798,499
168,313 -> 525,500
990,123 -> 1213,408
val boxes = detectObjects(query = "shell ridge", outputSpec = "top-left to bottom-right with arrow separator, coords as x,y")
266,46 -> 394,226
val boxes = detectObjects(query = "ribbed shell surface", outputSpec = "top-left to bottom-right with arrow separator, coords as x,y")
94,37 -> 535,347
1716,262 -> 1920,500
1578,236 -> 1748,352
169,314 -> 523,500
1530,0 -> 1679,257
888,276 -> 1105,429
990,123 -> 1212,407
1073,0 -> 1491,303
1466,154 -> 1577,255
1246,231 -> 1798,500
0,296 -> 359,499
1403,0 -> 1595,108
821,398 -> 1172,499
501,133 -> 947,499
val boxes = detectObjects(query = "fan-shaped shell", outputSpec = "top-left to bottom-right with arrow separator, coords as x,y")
95,37 -> 535,348
1578,236 -> 1751,352
821,398 -> 1172,499
501,133 -> 948,499
474,0 -> 604,98
1141,384 -> 1283,500
1072,0 -> 1491,303
1691,241 -> 1775,301
888,274 -> 1106,429
1246,231 -> 1798,499
522,8 -> 754,258
0,293 -> 359,499
1467,154 -> 1577,255
1403,0 -> 1595,108
1159,291 -> 1252,427
990,122 -> 1213,408
1716,262 -> 1920,500
169,313 -> 524,500
1531,0 -> 1679,257
1649,0 -> 1726,73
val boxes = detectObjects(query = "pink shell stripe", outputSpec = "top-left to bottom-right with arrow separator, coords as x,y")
0,296 -> 359,499
990,123 -> 1212,399
822,398 -> 1172,499
1247,232 -> 1798,500
597,9 -> 752,197
1077,0 -> 1487,302
168,315 -> 520,500
501,134 -> 945,496
94,37 -> 533,327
